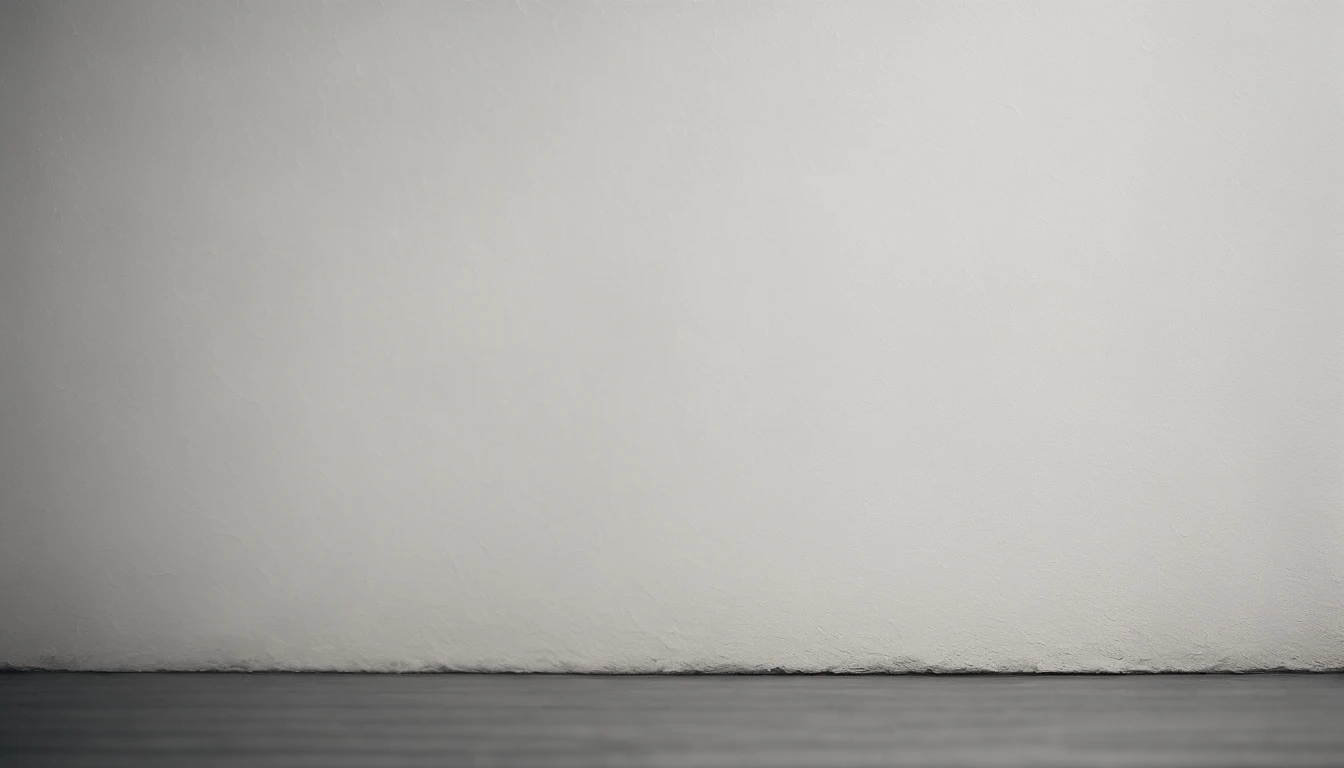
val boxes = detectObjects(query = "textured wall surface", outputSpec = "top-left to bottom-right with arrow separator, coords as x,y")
2,1 -> 1341,672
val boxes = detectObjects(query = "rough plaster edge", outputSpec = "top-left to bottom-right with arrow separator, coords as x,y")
5,660 -> 1343,674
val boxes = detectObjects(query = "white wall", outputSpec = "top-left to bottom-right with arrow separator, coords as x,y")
2,1 -> 1341,672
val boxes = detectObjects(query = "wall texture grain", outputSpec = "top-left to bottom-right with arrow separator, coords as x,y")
1,1 -> 1341,672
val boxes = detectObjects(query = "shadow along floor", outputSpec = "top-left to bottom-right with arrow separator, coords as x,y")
2,672 -> 1343,767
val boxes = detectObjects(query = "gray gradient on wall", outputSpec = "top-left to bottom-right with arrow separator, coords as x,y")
1,1 -> 1341,672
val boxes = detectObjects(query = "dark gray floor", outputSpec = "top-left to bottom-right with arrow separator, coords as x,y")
2,673 -> 1343,767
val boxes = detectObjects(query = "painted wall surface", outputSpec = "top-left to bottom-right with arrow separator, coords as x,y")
2,1 -> 1341,672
